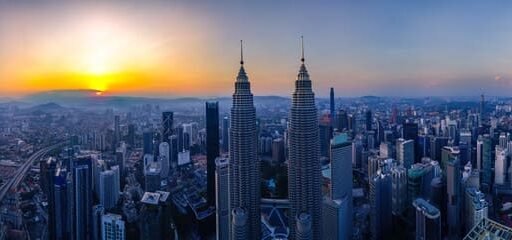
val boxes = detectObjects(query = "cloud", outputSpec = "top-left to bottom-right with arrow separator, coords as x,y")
495,75 -> 502,81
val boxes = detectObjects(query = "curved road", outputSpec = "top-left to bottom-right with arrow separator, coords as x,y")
0,142 -> 65,202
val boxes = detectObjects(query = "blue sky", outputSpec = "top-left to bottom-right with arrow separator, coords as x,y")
1,1 -> 512,97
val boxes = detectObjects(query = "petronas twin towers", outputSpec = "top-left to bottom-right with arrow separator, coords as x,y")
228,38 -> 322,240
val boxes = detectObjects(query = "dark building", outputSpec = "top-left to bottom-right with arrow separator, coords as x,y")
319,123 -> 331,159
177,126 -> 184,151
183,132 -> 190,151
413,198 -> 441,240
376,120 -> 384,145
206,101 -> 220,207
114,115 -> 120,148
330,87 -> 335,127
169,135 -> 179,169
72,157 -> 93,240
162,111 -> 174,143
366,109 -> 372,131
127,124 -> 136,146
272,138 -> 286,163
222,116 -> 229,153
337,109 -> 348,131
403,122 -> 419,162
430,136 -> 449,162
52,168 -> 71,240
143,131 -> 154,155
42,158 -> 57,239
417,135 -> 430,160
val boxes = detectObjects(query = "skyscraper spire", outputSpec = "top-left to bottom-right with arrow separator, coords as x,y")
236,40 -> 248,83
240,40 -> 244,65
301,35 -> 305,63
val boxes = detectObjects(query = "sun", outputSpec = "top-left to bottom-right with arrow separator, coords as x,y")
88,77 -> 109,92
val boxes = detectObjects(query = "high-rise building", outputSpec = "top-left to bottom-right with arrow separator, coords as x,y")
92,205 -> 104,240
330,87 -> 335,127
365,109 -> 372,131
408,162 -> 434,205
379,142 -> 393,159
222,116 -> 229,153
403,122 -> 418,142
215,157 -> 229,240
101,213 -> 125,240
144,162 -> 161,192
162,111 -> 173,143
370,172 -> 392,240
127,124 -> 135,146
139,192 -> 164,239
329,133 -> 352,238
337,109 -> 349,131
114,115 -> 120,147
413,198 -> 441,240
495,146 -> 507,185
396,138 -> 414,169
479,94 -> 485,125
391,166 -> 407,216
479,134 -> 493,192
169,135 -> 178,169
465,188 -> 488,235
52,168 -> 72,240
206,101 -> 220,207
143,131 -> 154,155
73,162 -> 93,240
272,138 -> 285,163
99,170 -> 119,210
158,142 -> 170,179
288,38 -> 322,239
42,157 -> 57,239
319,122 -> 332,159
229,41 -> 260,239
446,148 -> 461,239
430,136 -> 449,161
322,197 -> 350,240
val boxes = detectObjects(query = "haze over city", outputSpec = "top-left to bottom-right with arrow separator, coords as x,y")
2,1 -> 512,97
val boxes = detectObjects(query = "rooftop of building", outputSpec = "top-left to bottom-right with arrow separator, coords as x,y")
140,192 -> 161,205
466,187 -> 488,210
464,217 -> 512,240
413,198 -> 440,219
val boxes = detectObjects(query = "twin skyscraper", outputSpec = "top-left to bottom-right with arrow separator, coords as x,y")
224,38 -> 322,240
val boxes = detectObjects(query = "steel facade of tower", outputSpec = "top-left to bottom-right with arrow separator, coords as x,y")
206,101 -> 220,207
229,41 -> 260,239
162,111 -> 173,143
288,38 -> 322,239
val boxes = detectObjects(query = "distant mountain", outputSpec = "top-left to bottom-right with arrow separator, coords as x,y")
20,90 -> 291,110
28,102 -> 64,111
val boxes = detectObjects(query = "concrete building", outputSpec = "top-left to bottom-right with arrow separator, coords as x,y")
101,213 -> 125,240
413,198 -> 441,240
215,157 -> 229,240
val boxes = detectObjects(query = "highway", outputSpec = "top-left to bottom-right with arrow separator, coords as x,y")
0,142 -> 65,202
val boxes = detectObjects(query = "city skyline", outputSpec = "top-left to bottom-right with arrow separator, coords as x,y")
2,1 -> 512,98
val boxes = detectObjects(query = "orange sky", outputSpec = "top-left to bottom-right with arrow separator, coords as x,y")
0,2 -> 240,97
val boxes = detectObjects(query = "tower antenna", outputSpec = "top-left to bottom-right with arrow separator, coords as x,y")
240,40 -> 244,65
300,36 -> 305,63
